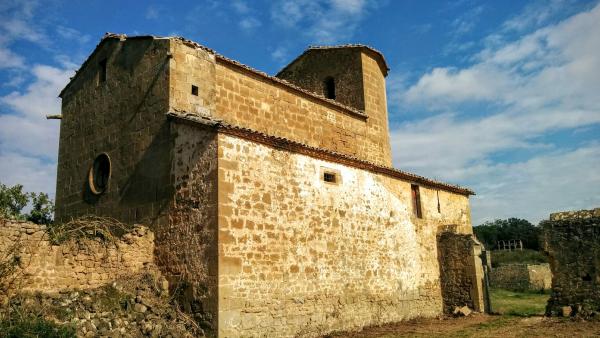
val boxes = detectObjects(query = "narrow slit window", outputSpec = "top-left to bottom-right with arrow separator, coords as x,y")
437,190 -> 441,213
324,77 -> 335,100
191,85 -> 199,96
98,58 -> 107,84
323,172 -> 337,183
411,184 -> 422,218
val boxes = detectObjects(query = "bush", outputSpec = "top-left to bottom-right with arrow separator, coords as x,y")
491,249 -> 547,268
0,315 -> 76,338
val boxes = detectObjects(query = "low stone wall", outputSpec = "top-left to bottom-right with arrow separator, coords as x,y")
490,263 -> 551,291
0,218 -> 154,293
542,208 -> 600,317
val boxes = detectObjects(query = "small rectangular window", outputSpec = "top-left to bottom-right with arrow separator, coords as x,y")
98,58 -> 107,84
411,184 -> 422,218
191,85 -> 199,96
323,172 -> 337,183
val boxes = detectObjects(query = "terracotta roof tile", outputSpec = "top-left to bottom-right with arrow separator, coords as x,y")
166,112 -> 475,196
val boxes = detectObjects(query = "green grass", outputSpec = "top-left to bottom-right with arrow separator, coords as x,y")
490,288 -> 549,317
491,249 -> 547,268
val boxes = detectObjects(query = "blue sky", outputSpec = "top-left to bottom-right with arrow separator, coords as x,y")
1,0 -> 599,225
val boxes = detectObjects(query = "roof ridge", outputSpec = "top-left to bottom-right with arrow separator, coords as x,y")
275,43 -> 389,78
59,34 -> 369,119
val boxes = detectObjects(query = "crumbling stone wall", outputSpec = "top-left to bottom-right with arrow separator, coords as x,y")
437,232 -> 485,314
216,134 -> 475,337
0,218 -> 154,293
542,208 -> 600,317
157,123 -> 219,330
490,263 -> 551,291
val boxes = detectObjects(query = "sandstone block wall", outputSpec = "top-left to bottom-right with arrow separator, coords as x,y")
169,39 -> 392,167
0,218 -> 154,293
490,263 -> 551,291
542,208 -> 600,317
437,232 -> 485,314
55,37 -> 172,225
216,134 -> 474,337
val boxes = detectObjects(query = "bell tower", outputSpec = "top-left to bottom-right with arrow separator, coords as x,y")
276,45 -> 392,166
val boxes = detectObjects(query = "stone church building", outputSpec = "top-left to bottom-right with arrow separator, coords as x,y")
54,34 -> 484,337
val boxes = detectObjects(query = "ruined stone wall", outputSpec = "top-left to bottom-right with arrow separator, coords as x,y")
0,218 -> 154,293
542,208 -> 600,317
55,37 -> 172,225
216,134 -> 473,337
490,264 -> 551,291
437,232 -> 485,314
168,40 -> 391,167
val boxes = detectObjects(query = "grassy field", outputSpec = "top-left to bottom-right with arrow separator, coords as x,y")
490,288 -> 549,316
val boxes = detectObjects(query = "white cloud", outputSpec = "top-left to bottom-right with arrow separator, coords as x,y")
502,0 -> 571,32
271,0 -> 376,43
145,6 -> 159,20
450,5 -> 484,35
0,64 -> 72,199
470,144 -> 600,225
391,3 -> 600,223
239,17 -> 261,30
0,47 -> 24,69
270,46 -> 289,64
0,151 -> 57,199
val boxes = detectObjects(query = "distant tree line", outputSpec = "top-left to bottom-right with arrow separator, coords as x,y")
0,182 -> 54,225
473,218 -> 541,251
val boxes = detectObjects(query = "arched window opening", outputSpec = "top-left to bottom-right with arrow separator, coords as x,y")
88,153 -> 111,195
324,77 -> 336,100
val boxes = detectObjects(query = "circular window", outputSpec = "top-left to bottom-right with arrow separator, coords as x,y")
88,153 -> 111,195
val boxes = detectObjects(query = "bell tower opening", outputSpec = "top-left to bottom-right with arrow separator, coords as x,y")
323,76 -> 336,100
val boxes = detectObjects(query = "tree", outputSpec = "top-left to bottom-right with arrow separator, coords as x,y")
0,182 -> 54,224
473,218 -> 541,251
0,183 -> 29,220
27,192 -> 54,225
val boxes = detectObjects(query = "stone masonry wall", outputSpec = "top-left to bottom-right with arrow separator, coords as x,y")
55,37 -> 172,225
0,218 -> 154,293
216,134 -> 474,337
276,48 -> 366,111
156,123 -> 220,331
169,39 -> 392,167
490,264 -> 551,291
437,232 -> 485,314
542,208 -> 600,317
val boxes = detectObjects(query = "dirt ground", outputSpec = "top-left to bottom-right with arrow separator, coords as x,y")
328,314 -> 600,338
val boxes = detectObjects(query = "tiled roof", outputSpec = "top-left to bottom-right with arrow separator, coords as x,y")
276,44 -> 390,77
59,34 -> 368,120
167,112 -> 475,196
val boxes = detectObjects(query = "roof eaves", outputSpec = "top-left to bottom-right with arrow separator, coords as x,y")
166,112 -> 475,196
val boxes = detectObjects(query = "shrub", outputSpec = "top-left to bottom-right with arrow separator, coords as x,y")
0,315 -> 76,338
491,249 -> 548,268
